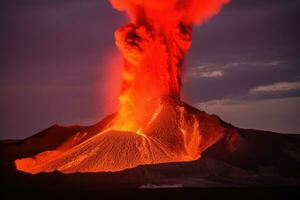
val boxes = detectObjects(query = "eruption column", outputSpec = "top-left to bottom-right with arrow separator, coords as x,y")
110,0 -> 230,133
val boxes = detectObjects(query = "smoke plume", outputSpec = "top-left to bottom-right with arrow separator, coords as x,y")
110,0 -> 230,26
110,0 -> 230,132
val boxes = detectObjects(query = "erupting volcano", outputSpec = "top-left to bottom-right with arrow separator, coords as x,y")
15,0 -> 234,174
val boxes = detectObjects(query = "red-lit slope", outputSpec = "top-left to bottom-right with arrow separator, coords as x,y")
15,99 -> 238,174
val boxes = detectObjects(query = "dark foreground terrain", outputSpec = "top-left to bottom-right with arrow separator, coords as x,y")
1,115 -> 300,198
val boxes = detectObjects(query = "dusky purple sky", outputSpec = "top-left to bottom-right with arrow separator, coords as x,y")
1,0 -> 300,139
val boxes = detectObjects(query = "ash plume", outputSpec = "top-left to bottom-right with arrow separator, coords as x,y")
110,0 -> 230,131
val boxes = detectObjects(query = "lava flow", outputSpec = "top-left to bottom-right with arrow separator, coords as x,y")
15,0 -> 232,174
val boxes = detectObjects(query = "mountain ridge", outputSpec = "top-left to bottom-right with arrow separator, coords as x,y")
1,110 -> 300,188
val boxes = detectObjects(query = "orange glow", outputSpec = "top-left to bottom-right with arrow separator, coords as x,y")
15,0 -> 231,174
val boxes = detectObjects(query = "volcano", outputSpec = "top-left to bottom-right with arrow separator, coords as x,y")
1,0 -> 300,191
13,0 -> 236,174
14,99 -> 238,174
1,112 -> 300,189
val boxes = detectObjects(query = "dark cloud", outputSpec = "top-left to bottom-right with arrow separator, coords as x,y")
182,60 -> 300,101
182,0 -> 300,102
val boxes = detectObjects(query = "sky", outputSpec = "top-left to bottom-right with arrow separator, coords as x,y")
0,0 -> 300,139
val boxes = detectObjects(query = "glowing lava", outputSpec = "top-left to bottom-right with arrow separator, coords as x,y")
15,0 -> 231,174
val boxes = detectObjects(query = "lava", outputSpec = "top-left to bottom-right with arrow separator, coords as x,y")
15,0 -> 231,174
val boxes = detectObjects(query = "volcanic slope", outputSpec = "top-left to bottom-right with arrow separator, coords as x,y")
14,99 -> 238,174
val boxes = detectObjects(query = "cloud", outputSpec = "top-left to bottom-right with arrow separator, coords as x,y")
188,63 -> 224,78
196,96 -> 300,134
249,81 -> 300,94
201,70 -> 224,78
190,69 -> 224,78
222,60 -> 282,69
188,60 -> 282,79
